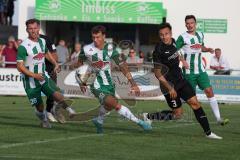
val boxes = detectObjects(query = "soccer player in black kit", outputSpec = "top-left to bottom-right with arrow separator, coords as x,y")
144,23 -> 222,139
40,34 -> 58,122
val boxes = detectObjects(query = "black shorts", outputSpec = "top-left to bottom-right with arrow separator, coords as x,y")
164,79 -> 196,109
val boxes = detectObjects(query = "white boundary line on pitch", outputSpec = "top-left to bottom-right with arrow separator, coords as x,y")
0,132 -> 123,149
0,121 -> 221,150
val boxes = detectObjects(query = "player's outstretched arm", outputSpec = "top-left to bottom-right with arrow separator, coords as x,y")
17,62 -> 44,81
154,68 -> 177,99
202,46 -> 214,53
119,62 -> 140,96
45,52 -> 60,73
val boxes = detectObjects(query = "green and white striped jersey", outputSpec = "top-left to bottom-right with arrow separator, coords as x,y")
17,38 -> 48,89
176,31 -> 205,74
79,42 -> 121,90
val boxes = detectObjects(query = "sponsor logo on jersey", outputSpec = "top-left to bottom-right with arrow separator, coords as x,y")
92,61 -> 109,69
168,51 -> 179,60
33,53 -> 45,61
190,44 -> 202,50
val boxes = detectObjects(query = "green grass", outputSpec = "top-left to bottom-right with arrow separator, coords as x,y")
0,96 -> 239,160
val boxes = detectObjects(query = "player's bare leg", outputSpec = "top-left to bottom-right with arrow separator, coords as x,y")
52,91 -> 76,123
92,95 -> 152,133
204,87 -> 229,125
187,96 -> 222,139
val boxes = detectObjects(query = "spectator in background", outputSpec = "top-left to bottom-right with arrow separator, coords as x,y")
0,44 -> 6,67
210,48 -> 230,72
69,42 -> 81,69
1,36 -> 18,68
126,49 -> 143,64
139,50 -> 145,62
0,0 -> 7,25
56,39 -> 69,65
6,0 -> 15,25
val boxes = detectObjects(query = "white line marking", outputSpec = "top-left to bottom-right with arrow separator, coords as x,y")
0,132 -> 122,149
0,121 -> 221,150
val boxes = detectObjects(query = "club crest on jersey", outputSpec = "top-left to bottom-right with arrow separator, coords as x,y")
33,53 -> 45,61
190,44 -> 202,50
92,61 -> 109,69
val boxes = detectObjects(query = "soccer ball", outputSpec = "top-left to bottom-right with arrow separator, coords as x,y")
75,64 -> 96,85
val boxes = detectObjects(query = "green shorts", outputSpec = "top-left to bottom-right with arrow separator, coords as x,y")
90,85 -> 116,104
184,72 -> 211,91
24,78 -> 60,107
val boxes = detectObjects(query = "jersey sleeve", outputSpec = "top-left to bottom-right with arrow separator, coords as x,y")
17,45 -> 27,62
176,35 -> 184,50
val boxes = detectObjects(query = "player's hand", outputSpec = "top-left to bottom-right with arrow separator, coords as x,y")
54,64 -> 61,73
130,84 -> 140,96
33,73 -> 44,81
182,60 -> 190,69
208,48 -> 214,54
169,88 -> 177,99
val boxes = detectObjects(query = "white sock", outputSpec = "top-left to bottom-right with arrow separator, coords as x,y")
208,97 -> 221,121
35,109 -> 48,122
117,105 -> 139,123
66,107 -> 76,114
96,105 -> 108,124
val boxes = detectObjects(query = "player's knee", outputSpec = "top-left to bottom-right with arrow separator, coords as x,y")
53,91 -> 64,102
36,104 -> 44,112
104,96 -> 118,110
204,87 -> 214,97
187,96 -> 200,109
190,100 -> 200,109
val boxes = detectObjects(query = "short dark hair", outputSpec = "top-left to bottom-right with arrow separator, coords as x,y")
185,15 -> 196,22
91,25 -> 106,35
215,48 -> 221,51
159,22 -> 172,31
25,18 -> 40,27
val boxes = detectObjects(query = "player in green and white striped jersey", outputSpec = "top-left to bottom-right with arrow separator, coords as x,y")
176,15 -> 228,125
17,19 -> 75,128
76,25 -> 152,133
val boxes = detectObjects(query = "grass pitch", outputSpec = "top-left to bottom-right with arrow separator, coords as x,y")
0,96 -> 239,160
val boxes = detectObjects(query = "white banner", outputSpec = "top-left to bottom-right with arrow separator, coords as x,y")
0,68 -> 26,95
58,69 -> 240,103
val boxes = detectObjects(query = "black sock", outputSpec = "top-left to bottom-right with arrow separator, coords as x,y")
147,110 -> 173,121
46,96 -> 54,112
193,107 -> 211,135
